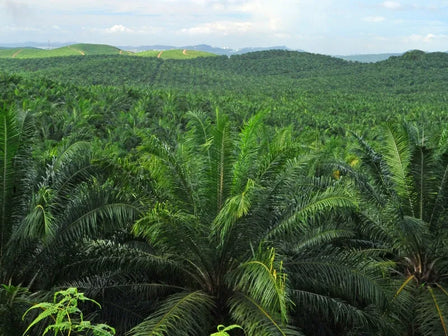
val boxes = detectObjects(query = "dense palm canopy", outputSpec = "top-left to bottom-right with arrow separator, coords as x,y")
59,110 -> 390,335
2,49 -> 448,335
0,106 -> 138,294
347,123 -> 448,335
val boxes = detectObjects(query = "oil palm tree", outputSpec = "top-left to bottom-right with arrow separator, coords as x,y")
67,110 -> 387,335
346,123 -> 448,335
0,106 -> 138,290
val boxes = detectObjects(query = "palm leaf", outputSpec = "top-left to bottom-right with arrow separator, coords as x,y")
266,182 -> 356,241
0,107 -> 21,255
231,111 -> 265,195
57,187 -> 139,242
383,124 -> 415,216
290,288 -> 371,328
205,109 -> 234,214
417,287 -> 448,336
129,290 -> 214,336
211,179 -> 255,246
229,247 -> 288,323
229,292 -> 303,336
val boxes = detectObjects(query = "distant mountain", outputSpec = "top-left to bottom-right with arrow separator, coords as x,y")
3,42 -> 444,61
118,44 -> 292,56
0,41 -> 75,49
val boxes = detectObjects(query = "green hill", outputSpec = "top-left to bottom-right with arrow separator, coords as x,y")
136,49 -> 216,59
0,43 -> 130,58
1,49 -> 447,94
0,44 -> 215,59
1,49 -> 446,136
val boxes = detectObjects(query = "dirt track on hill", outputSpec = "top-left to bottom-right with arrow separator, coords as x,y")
12,49 -> 23,58
68,46 -> 85,55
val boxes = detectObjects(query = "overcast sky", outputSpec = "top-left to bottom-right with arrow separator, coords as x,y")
1,0 -> 447,55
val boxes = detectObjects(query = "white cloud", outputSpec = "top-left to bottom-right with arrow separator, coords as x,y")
382,1 -> 402,9
363,16 -> 385,23
424,33 -> 435,42
181,21 -> 253,35
106,24 -> 133,33
406,33 -> 438,43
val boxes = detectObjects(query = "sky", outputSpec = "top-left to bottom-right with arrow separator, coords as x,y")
1,0 -> 447,55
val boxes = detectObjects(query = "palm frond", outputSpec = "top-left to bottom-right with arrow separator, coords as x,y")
211,179 -> 255,246
290,288 -> 371,328
393,275 -> 415,299
229,247 -> 288,323
11,186 -> 56,243
138,135 -> 197,213
229,292 -> 303,336
231,111 -> 265,195
429,151 -> 448,230
294,228 -> 355,251
352,131 -> 397,205
206,109 -> 234,214
266,180 -> 356,241
416,287 -> 448,336
57,187 -> 139,242
0,107 -> 21,255
410,141 -> 437,221
129,290 -> 214,336
383,124 -> 415,216
286,250 -> 389,310
67,240 -> 187,283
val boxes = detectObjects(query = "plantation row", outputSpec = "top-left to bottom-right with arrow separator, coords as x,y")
0,49 -> 448,335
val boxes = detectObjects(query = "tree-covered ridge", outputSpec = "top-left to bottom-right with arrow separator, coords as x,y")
1,49 -> 447,92
1,48 -> 447,137
0,44 -> 128,59
0,43 -> 216,59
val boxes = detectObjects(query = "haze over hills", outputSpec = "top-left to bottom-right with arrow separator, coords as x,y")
119,44 -> 294,55
0,43 -> 215,59
337,53 -> 404,63
0,42 -> 439,62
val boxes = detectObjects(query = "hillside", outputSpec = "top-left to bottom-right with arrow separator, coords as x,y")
0,43 -> 126,58
1,49 -> 446,93
136,49 -> 216,59
0,43 -> 217,59
1,48 -> 447,135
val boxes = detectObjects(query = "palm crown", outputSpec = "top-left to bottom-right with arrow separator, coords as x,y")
351,123 -> 448,335
69,110 -> 390,335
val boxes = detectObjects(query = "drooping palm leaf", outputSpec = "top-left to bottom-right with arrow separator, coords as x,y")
0,108 -> 21,256
383,124 -> 415,216
129,290 -> 215,336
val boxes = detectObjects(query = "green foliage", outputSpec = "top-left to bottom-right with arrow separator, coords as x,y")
22,287 -> 115,336
136,49 -> 217,59
1,49 -> 447,136
349,123 -> 448,335
210,324 -> 243,336
1,48 -> 448,336
0,283 -> 32,335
